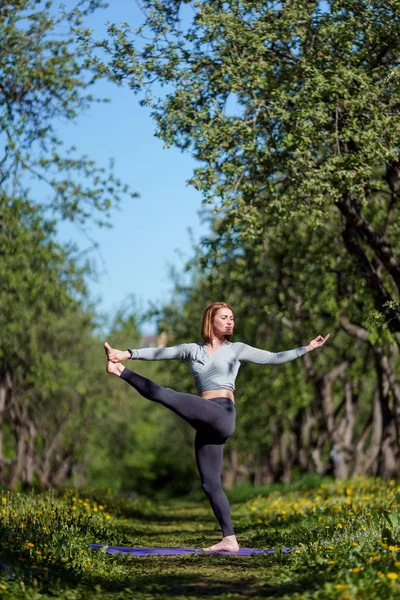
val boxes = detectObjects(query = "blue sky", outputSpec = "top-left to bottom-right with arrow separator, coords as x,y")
54,1 -> 207,333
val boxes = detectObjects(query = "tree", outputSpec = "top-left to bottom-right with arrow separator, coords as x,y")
0,0 -> 136,225
0,194 -> 100,487
0,0 -> 138,489
90,0 -> 400,337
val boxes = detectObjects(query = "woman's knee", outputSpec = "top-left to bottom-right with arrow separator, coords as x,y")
201,479 -> 223,497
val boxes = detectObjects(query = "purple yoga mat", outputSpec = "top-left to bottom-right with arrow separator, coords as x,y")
89,544 -> 295,556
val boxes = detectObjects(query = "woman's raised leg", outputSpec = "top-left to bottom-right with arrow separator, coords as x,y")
106,358 -> 234,436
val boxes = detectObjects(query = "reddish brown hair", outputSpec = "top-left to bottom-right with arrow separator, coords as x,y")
201,302 -> 234,343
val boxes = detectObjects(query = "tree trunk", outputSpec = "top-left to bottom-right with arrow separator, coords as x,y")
0,367 -> 12,482
222,446 -> 250,489
353,391 -> 382,476
375,348 -> 398,478
340,219 -> 400,342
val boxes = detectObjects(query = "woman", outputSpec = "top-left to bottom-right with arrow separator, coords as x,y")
104,302 -> 329,553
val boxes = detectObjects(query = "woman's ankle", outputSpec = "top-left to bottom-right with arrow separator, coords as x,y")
106,361 -> 125,376
224,535 -> 237,543
114,363 -> 125,376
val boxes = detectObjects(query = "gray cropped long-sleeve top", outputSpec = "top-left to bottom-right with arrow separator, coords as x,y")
128,342 -> 307,394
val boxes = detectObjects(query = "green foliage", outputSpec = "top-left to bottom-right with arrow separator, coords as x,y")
0,195 -> 87,363
91,0 -> 400,213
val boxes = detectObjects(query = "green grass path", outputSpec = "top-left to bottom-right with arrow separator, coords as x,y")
1,479 -> 399,599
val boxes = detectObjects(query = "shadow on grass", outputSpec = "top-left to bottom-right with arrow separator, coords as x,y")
77,559 -> 328,598
111,505 -> 216,523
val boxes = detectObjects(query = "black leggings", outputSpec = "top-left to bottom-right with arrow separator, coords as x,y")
120,368 -> 236,536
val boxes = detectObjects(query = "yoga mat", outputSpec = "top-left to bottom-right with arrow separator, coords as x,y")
89,544 -> 296,556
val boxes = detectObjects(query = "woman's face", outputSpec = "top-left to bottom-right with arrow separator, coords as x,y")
212,308 -> 234,338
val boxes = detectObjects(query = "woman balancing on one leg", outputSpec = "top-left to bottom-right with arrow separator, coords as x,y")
104,302 -> 330,553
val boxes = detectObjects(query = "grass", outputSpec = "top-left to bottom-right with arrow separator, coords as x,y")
0,477 -> 399,599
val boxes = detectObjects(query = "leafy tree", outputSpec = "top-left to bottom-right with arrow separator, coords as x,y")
89,0 -> 400,335
0,194 -> 101,487
0,0 -> 136,225
0,0 -> 138,489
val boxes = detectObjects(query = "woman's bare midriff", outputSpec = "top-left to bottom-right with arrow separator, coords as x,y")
201,389 -> 235,403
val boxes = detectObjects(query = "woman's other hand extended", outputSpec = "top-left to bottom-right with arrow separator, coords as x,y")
307,334 -> 330,352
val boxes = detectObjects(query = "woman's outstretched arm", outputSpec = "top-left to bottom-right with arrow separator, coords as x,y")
233,334 -> 330,365
104,341 -> 192,363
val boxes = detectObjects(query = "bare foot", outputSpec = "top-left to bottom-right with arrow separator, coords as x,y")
203,535 -> 240,553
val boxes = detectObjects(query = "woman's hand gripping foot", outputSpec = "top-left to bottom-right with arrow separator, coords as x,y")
203,535 -> 240,553
104,342 -> 125,376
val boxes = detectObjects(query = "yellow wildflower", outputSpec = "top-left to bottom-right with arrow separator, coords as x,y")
387,573 -> 398,580
352,567 -> 361,573
336,584 -> 349,591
